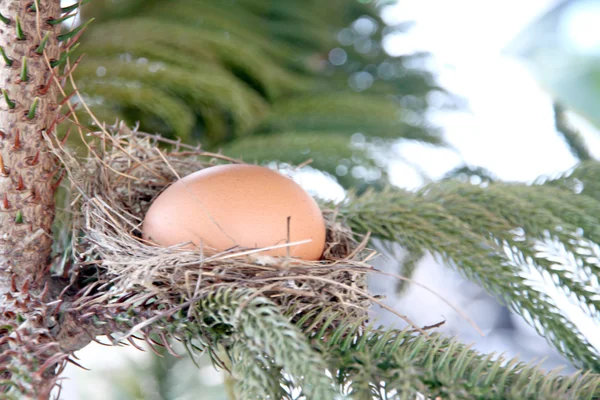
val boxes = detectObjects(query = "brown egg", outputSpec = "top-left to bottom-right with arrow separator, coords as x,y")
142,164 -> 326,260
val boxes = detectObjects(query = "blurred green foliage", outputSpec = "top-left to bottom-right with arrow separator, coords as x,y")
72,0 -> 457,189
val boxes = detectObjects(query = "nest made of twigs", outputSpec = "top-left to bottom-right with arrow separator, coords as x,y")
56,122 -> 376,330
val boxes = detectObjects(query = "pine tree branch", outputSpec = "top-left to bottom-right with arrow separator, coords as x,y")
185,287 -> 337,399
314,321 -> 600,399
341,183 -> 600,371
542,160 -> 600,202
553,102 -> 593,162
231,342 -> 286,400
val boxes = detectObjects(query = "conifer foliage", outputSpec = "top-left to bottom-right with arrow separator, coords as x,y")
0,1 -> 599,399
73,0 -> 455,190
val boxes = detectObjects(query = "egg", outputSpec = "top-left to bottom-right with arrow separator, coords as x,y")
141,164 -> 326,260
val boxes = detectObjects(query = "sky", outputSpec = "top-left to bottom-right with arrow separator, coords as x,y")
58,0 -> 600,398
384,0 -> 600,189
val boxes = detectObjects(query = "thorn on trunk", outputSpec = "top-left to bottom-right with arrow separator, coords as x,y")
15,16 -> 25,40
13,129 -> 21,149
34,353 -> 69,378
60,127 -> 72,145
35,31 -> 51,55
3,90 -> 15,109
38,69 -> 56,95
15,210 -> 23,223
39,282 -> 49,299
52,169 -> 65,190
60,54 -> 84,79
21,279 -> 29,294
0,46 -> 13,66
3,193 -> 10,209
46,118 -> 58,136
20,56 -> 28,82
127,336 -> 145,352
59,90 -> 77,106
144,335 -> 164,357
0,154 -> 7,175
29,150 -> 40,166
10,275 -> 17,291
0,12 -> 9,25
27,97 -> 39,119
16,175 -> 25,191
60,107 -> 75,122
67,357 -> 90,371
29,186 -> 38,203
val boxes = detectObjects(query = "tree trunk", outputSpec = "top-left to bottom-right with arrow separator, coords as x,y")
0,2 -> 63,398
0,0 -> 61,293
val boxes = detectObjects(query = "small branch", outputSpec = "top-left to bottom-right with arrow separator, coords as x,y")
553,102 -> 593,162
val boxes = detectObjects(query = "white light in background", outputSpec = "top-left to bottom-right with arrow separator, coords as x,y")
384,0 -> 591,184
559,0 -> 600,54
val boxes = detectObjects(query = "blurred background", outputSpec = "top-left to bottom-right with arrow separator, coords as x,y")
57,0 -> 600,398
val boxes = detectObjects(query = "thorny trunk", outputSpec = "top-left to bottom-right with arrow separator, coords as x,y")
0,0 -> 61,293
0,1 -> 63,399
0,4 -> 149,398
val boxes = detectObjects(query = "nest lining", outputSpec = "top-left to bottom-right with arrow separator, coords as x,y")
62,123 -> 374,329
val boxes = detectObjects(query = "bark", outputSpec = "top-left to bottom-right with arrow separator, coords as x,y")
0,2 -> 66,398
0,0 -> 61,294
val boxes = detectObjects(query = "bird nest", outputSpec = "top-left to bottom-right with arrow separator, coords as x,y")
56,122 -> 377,340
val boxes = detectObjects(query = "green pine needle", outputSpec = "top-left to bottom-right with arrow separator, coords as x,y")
184,288 -> 336,399
15,16 -> 24,40
3,90 -> 15,109
57,18 -> 94,42
312,320 -> 600,399
47,12 -> 76,26
27,98 -> 39,119
50,43 -> 80,68
20,57 -> 27,82
61,0 -> 92,14
34,32 -> 51,55
0,46 -> 12,67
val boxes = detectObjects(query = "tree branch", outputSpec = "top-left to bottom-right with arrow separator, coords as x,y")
553,102 -> 593,162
